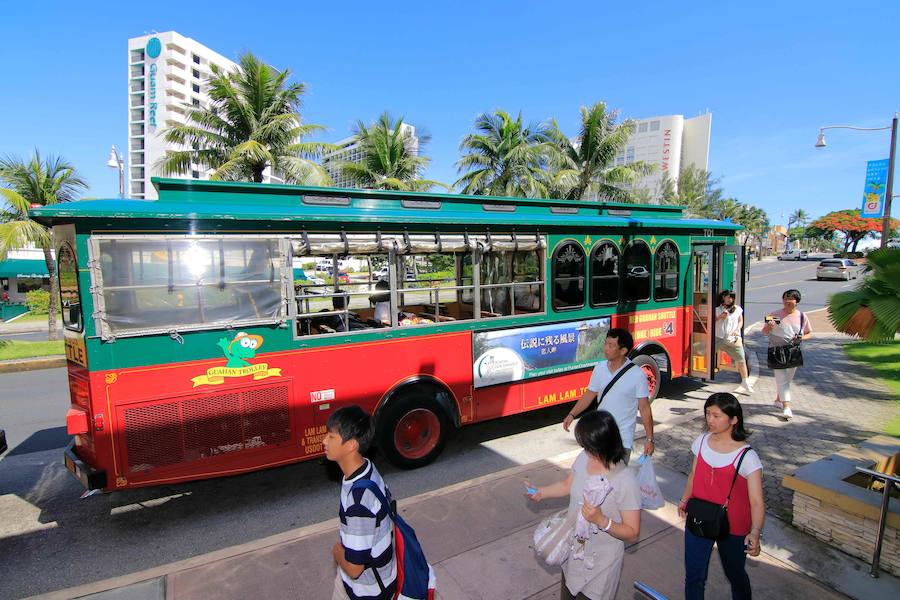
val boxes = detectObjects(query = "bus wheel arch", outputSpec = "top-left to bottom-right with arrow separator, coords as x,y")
630,344 -> 669,402
374,376 -> 457,469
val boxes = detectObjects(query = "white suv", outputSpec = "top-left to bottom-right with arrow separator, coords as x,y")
778,249 -> 808,261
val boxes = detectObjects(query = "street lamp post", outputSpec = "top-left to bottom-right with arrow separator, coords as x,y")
815,113 -> 898,248
106,145 -> 124,198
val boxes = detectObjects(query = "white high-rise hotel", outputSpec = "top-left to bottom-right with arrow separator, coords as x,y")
617,113 -> 712,201
126,32 -> 236,199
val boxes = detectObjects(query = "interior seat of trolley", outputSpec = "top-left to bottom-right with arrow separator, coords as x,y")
293,232 -> 545,336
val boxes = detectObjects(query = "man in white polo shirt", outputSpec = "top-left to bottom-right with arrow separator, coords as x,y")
563,328 -> 655,463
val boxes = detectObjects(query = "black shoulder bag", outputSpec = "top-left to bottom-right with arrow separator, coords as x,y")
685,445 -> 751,541
767,311 -> 806,370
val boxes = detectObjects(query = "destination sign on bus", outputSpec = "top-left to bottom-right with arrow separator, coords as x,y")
473,317 -> 610,388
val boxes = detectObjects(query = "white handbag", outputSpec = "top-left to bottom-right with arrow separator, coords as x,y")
533,509 -> 577,566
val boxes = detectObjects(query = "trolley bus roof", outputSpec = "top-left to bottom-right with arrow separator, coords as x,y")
29,178 -> 742,231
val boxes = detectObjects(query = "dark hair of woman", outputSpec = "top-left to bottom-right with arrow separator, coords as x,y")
704,393 -> 751,441
782,289 -> 802,302
717,289 -> 735,305
574,410 -> 628,467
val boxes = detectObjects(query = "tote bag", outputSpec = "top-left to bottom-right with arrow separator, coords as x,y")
533,508 -> 577,566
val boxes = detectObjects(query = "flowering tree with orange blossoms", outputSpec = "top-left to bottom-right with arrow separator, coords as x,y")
808,209 -> 899,253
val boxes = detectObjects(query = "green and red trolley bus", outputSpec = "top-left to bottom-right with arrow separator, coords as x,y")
30,178 -> 744,492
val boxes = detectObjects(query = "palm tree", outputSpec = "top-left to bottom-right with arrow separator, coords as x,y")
734,205 -> 770,256
455,110 -> 556,197
158,52 -> 332,185
787,208 -> 810,248
667,165 -> 724,218
0,151 -> 87,340
828,247 -> 900,342
334,112 -> 445,191
545,102 -> 653,201
787,209 -> 809,231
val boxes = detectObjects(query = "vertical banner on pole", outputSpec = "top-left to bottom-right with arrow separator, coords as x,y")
861,159 -> 890,217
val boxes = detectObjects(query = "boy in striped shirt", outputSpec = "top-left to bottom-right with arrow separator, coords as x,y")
325,406 -> 397,600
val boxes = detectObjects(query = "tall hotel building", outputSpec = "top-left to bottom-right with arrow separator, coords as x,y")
616,113 -> 712,202
126,32 -> 236,199
322,124 -> 419,188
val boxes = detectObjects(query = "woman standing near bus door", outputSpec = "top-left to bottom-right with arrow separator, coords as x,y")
762,289 -> 811,420
715,290 -> 753,394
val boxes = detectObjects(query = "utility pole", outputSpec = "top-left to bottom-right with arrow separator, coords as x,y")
881,113 -> 897,248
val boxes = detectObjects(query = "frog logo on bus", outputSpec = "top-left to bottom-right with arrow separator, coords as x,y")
190,331 -> 281,387
218,331 -> 263,368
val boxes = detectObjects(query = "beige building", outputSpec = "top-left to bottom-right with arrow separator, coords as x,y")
616,113 -> 712,202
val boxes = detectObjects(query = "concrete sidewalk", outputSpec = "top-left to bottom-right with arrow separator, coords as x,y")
31,453 -> 898,600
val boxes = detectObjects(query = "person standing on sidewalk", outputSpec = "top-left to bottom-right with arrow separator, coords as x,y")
715,290 -> 753,394
528,410 -> 641,600
678,393 -> 765,600
323,406 -> 396,600
762,289 -> 812,420
563,328 -> 654,464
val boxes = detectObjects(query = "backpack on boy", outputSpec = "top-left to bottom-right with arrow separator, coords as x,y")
351,479 -> 436,600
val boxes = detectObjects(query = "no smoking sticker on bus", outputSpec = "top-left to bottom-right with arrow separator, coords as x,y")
310,389 -> 335,403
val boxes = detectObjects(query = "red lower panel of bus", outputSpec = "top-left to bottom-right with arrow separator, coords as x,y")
79,307 -> 689,490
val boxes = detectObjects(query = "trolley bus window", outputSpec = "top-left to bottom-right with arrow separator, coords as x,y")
623,240 -> 651,303
95,237 -> 284,336
653,241 -> 679,301
552,241 -> 585,311
58,242 -> 83,331
590,241 -> 619,307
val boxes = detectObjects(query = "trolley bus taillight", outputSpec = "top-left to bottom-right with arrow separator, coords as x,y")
69,376 -> 90,409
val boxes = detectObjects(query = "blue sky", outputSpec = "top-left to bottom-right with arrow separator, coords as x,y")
1,1 -> 898,227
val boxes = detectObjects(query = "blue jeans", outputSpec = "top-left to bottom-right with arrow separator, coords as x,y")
684,529 -> 752,600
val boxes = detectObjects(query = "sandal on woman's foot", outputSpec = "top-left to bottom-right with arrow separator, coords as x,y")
783,407 -> 793,420
774,399 -> 784,409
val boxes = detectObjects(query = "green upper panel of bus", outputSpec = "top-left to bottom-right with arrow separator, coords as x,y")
29,178 -> 742,231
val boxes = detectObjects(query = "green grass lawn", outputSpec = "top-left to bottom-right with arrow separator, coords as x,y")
844,341 -> 900,437
0,340 -> 65,360
10,311 -> 62,324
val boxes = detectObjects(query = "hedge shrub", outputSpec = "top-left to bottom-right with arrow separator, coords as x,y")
25,289 -> 50,314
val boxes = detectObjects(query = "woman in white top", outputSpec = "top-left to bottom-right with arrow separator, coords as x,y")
761,289 -> 812,420
715,290 -> 752,394
526,410 -> 641,600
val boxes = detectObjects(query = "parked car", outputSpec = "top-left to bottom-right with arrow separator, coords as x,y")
336,272 -> 351,284
816,258 -> 861,281
778,249 -> 809,261
627,266 -> 650,277
375,267 -> 415,282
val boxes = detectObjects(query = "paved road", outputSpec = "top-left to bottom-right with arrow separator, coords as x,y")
0,330 -> 60,342
743,257 -> 858,326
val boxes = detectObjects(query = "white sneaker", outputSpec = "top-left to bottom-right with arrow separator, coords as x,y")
774,399 -> 784,409
783,407 -> 793,420
735,384 -> 754,395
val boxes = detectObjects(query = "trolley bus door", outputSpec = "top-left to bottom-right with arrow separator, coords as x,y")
718,244 -> 746,335
690,245 -> 716,380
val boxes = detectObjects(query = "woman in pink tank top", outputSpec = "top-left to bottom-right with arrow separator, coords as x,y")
678,393 -> 765,600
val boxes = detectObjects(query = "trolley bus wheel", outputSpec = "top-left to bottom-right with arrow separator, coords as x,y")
632,355 -> 661,402
377,392 -> 451,470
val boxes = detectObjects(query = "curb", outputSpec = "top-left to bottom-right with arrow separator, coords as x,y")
0,356 -> 66,373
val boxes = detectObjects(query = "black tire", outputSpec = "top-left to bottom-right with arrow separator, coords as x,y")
376,389 -> 452,469
631,354 -> 661,403
817,277 -> 823,281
